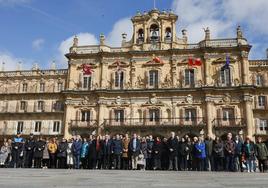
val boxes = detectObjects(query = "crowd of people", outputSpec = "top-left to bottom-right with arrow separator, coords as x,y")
0,132 -> 268,173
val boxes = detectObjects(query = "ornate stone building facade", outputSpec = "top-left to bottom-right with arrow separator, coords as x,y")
0,9 -> 268,139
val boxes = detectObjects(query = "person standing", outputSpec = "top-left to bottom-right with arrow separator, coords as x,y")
167,132 -> 179,171
224,133 -> 235,172
194,137 -> 206,171
81,138 -> 89,169
234,135 -> 243,172
57,138 -> 68,169
243,137 -> 255,172
179,137 -> 188,171
205,136 -> 213,171
66,138 -> 74,169
255,136 -> 268,173
122,134 -> 130,170
24,133 -> 35,168
34,136 -> 46,168
146,135 -> 154,170
11,133 -> 24,168
42,138 -> 50,169
111,134 -> 123,169
212,136 -> 224,171
0,141 -> 10,167
101,135 -> 111,169
47,137 -> 57,168
153,136 -> 162,170
129,133 -> 140,170
72,135 -> 82,169
140,137 -> 148,170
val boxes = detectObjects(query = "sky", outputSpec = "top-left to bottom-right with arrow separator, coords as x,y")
0,0 -> 267,71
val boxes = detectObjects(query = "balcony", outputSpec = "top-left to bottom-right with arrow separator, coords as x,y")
212,118 -> 245,129
103,117 -> 205,128
70,120 -> 98,129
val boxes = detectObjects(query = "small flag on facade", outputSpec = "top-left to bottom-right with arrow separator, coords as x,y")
82,64 -> 93,75
188,57 -> 202,67
153,56 -> 163,64
221,55 -> 230,70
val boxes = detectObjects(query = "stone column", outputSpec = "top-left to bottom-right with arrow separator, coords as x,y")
97,98 -> 106,135
205,96 -> 214,138
170,56 -> 177,87
204,54 -> 211,86
63,101 -> 73,139
241,51 -> 250,85
100,60 -> 108,89
243,94 -> 254,139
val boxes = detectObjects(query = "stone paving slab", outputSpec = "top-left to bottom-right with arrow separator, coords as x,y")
0,169 -> 267,188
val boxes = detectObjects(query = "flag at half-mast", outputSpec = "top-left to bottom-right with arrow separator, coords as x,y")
221,55 -> 230,70
188,57 -> 202,67
82,64 -> 93,75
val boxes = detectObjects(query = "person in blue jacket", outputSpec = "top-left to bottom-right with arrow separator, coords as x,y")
194,137 -> 206,171
72,135 -> 82,169
80,138 -> 89,169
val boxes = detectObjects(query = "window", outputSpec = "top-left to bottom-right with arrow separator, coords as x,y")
40,83 -> 45,92
220,67 -> 231,86
137,29 -> 144,43
17,121 -> 24,134
222,108 -> 234,121
185,109 -> 196,121
54,101 -> 63,111
53,121 -> 60,132
81,111 -> 91,122
150,24 -> 159,42
20,101 -> 26,111
149,109 -> 160,122
165,27 -> 172,41
115,71 -> 124,89
258,96 -> 266,107
37,101 -> 44,111
256,75 -> 263,86
83,76 -> 91,90
259,119 -> 268,131
185,69 -> 195,86
57,82 -> 63,91
149,70 -> 158,88
34,121 -> 42,132
114,110 -> 124,122
22,83 -> 27,92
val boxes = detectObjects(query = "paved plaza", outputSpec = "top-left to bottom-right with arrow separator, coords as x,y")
0,169 -> 267,188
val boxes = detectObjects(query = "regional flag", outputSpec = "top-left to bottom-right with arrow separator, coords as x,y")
82,64 -> 93,75
188,57 -> 202,67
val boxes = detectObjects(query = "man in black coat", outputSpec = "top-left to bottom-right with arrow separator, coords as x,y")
146,135 -> 154,170
24,133 -> 35,168
101,135 -> 112,169
57,138 -> 68,169
34,136 -> 46,168
167,132 -> 179,171
111,134 -> 123,169
129,133 -> 141,170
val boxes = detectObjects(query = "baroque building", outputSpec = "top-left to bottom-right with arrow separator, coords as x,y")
0,9 -> 268,140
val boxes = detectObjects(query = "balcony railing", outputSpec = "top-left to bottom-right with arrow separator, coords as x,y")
212,118 -> 245,128
255,129 -> 268,135
103,117 -> 205,127
70,120 -> 98,129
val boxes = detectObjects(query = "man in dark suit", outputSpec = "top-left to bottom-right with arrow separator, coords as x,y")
129,133 -> 140,170
111,134 -> 123,169
167,132 -> 179,171
24,133 -> 35,168
34,136 -> 46,168
101,135 -> 111,169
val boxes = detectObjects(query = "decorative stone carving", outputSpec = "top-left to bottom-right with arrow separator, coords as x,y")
186,94 -> 193,104
115,96 -> 121,105
150,93 -> 158,104
223,93 -> 231,103
162,74 -> 172,88
135,75 -> 144,88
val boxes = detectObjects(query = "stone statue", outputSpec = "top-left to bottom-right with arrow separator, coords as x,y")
73,35 -> 78,47
237,26 -> 243,39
